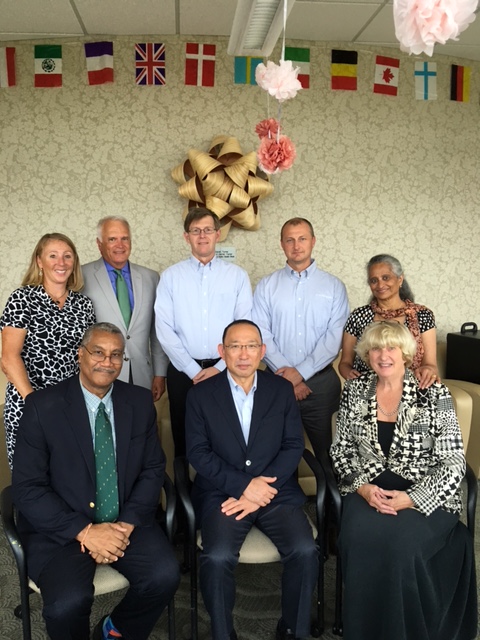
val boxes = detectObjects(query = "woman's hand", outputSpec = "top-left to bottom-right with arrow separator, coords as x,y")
415,365 -> 439,389
357,484 -> 413,515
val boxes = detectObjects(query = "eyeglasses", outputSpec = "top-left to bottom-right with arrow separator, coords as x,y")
188,227 -> 217,236
82,346 -> 124,364
223,344 -> 262,353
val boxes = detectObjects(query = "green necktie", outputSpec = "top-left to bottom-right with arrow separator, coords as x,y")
114,269 -> 131,327
94,402 -> 119,523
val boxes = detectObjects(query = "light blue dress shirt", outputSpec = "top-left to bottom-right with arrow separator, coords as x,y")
227,371 -> 257,444
80,381 -> 116,451
155,256 -> 253,380
104,260 -> 135,310
252,260 -> 349,382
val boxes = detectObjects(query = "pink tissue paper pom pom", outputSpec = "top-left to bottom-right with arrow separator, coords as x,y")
255,60 -> 302,102
255,118 -> 280,139
394,0 -> 477,56
257,135 -> 297,174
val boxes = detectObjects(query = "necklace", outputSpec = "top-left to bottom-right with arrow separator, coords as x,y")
43,287 -> 68,306
377,399 -> 401,417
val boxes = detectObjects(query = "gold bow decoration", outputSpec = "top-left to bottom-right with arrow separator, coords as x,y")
171,135 -> 274,241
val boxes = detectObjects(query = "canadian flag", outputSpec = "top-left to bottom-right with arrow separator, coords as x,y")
373,56 -> 400,96
185,43 -> 216,87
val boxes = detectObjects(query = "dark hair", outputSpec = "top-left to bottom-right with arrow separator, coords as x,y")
222,320 -> 263,344
280,217 -> 315,240
367,254 -> 415,302
81,322 -> 125,348
183,207 -> 220,233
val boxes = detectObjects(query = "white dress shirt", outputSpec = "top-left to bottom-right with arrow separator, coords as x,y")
253,260 -> 349,381
155,256 -> 252,379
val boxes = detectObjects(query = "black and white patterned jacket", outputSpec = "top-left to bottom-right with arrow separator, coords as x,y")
330,370 -> 466,516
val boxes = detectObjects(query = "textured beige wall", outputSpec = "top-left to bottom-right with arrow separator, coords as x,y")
1,35 -> 479,340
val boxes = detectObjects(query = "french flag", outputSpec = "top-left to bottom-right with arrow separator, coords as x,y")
84,41 -> 114,85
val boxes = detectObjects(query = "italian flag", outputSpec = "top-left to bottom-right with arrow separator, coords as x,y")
285,47 -> 310,89
35,45 -> 62,87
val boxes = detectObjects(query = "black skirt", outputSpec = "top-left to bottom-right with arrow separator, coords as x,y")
339,491 -> 477,640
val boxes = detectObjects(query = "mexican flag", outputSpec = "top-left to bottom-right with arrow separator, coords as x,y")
35,45 -> 62,87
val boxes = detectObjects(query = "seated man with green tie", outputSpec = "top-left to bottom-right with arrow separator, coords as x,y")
12,322 -> 180,640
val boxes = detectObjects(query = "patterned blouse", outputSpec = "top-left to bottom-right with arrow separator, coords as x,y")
344,304 -> 436,373
330,370 -> 465,516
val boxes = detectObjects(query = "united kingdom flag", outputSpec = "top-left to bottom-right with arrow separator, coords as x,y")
135,43 -> 165,85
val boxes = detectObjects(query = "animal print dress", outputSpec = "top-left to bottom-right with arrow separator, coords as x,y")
0,286 -> 95,467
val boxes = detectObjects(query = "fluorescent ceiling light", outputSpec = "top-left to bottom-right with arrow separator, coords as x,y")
228,0 -> 297,57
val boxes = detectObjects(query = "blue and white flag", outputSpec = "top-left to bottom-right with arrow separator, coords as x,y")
414,62 -> 437,100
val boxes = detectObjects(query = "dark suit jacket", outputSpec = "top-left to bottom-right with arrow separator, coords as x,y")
185,369 -> 305,521
12,375 -> 164,580
82,258 -> 168,388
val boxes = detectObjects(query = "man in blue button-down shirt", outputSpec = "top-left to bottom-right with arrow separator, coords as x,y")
253,218 -> 349,455
155,207 -> 252,457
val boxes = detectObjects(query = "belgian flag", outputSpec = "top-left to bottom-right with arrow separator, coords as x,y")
331,49 -> 358,91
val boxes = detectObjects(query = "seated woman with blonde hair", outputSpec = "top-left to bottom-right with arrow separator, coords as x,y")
330,321 -> 476,640
339,254 -> 438,388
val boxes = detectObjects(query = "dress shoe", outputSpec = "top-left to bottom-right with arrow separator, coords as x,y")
92,614 -> 122,639
92,615 -> 107,640
275,617 -> 307,640
230,630 -> 238,640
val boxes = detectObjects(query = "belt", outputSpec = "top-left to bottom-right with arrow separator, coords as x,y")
194,358 -> 221,369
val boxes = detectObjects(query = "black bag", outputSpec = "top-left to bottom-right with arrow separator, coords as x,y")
446,322 -> 480,384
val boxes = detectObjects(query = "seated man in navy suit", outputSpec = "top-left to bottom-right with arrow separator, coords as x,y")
12,322 -> 180,640
186,319 -> 318,640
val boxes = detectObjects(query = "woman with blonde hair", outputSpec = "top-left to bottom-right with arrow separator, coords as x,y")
1,233 -> 95,467
331,321 -> 476,640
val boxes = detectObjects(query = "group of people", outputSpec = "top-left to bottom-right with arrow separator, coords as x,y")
0,208 -> 476,640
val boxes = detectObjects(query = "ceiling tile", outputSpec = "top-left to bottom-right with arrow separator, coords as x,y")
355,3 -> 396,43
180,0 -> 237,36
0,0 -> 82,36
287,2 -> 382,41
75,0 -> 177,35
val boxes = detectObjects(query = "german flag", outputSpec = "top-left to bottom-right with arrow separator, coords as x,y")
450,64 -> 470,102
331,49 -> 358,91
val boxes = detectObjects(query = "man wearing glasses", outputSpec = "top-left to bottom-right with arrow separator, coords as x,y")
186,319 -> 318,640
12,322 -> 179,640
155,207 -> 252,457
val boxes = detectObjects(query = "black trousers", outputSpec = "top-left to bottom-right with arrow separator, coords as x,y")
166,359 -> 220,458
166,362 -> 195,458
199,502 -> 319,640
298,365 -> 341,455
265,364 -> 341,456
35,523 -> 180,640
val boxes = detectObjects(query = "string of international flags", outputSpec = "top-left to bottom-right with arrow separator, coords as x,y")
0,41 -> 472,103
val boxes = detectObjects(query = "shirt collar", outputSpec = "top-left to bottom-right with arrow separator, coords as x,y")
80,379 -> 114,413
226,370 -> 257,396
104,259 -> 130,276
189,254 -> 217,270
283,258 -> 317,279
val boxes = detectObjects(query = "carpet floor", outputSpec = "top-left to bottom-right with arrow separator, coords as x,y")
0,490 -> 478,640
